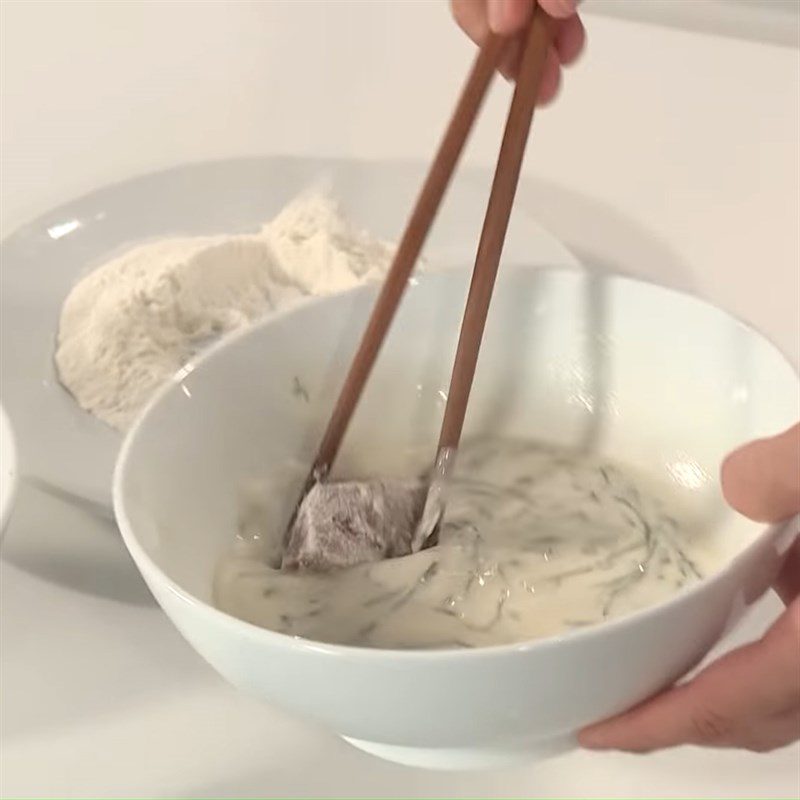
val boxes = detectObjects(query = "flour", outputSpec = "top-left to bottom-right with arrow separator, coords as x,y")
264,192 -> 395,295
55,192 -> 398,430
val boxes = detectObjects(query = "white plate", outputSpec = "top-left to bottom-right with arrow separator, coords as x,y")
0,404 -> 17,534
0,156 -> 577,506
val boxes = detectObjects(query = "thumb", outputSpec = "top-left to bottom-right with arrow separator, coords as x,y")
721,423 -> 800,523
579,597 -> 800,752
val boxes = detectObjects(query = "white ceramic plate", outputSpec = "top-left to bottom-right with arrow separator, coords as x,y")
0,404 -> 17,534
0,156 -> 577,506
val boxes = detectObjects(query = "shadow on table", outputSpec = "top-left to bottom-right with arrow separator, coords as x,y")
0,480 -> 155,607
172,732 -> 549,799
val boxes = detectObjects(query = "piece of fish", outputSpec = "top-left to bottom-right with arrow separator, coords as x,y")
282,479 -> 427,572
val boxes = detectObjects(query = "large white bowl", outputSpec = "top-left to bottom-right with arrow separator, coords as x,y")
114,267 -> 799,769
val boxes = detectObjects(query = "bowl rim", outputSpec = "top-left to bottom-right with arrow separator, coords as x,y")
113,265 -> 800,661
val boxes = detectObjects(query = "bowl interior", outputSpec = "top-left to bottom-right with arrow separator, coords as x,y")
117,267 -> 799,604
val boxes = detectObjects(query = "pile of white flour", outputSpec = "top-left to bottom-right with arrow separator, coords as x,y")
55,192 -> 398,430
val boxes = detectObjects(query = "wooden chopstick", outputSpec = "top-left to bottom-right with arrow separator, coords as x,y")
308,34 -> 507,479
438,7 -> 553,451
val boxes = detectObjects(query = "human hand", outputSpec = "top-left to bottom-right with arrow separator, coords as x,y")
579,423 -> 800,753
450,0 -> 585,103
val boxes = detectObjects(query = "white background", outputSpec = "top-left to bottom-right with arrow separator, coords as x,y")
1,1 -> 799,797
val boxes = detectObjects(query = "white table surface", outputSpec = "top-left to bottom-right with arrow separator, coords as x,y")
1,2 -> 798,797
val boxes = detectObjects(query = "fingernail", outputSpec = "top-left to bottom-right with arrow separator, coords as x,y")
577,728 -> 608,750
549,0 -> 577,16
487,0 -> 506,33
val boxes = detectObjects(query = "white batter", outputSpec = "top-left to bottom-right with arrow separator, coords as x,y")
215,439 -> 716,649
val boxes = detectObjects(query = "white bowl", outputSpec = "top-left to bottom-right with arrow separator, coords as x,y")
1,404 -> 18,536
114,267 -> 799,770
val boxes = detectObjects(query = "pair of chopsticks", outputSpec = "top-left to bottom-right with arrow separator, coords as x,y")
305,6 -> 553,496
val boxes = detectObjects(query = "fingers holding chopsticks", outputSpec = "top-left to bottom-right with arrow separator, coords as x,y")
451,0 -> 585,102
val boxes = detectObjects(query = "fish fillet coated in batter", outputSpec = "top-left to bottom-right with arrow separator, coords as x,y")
282,479 -> 427,571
